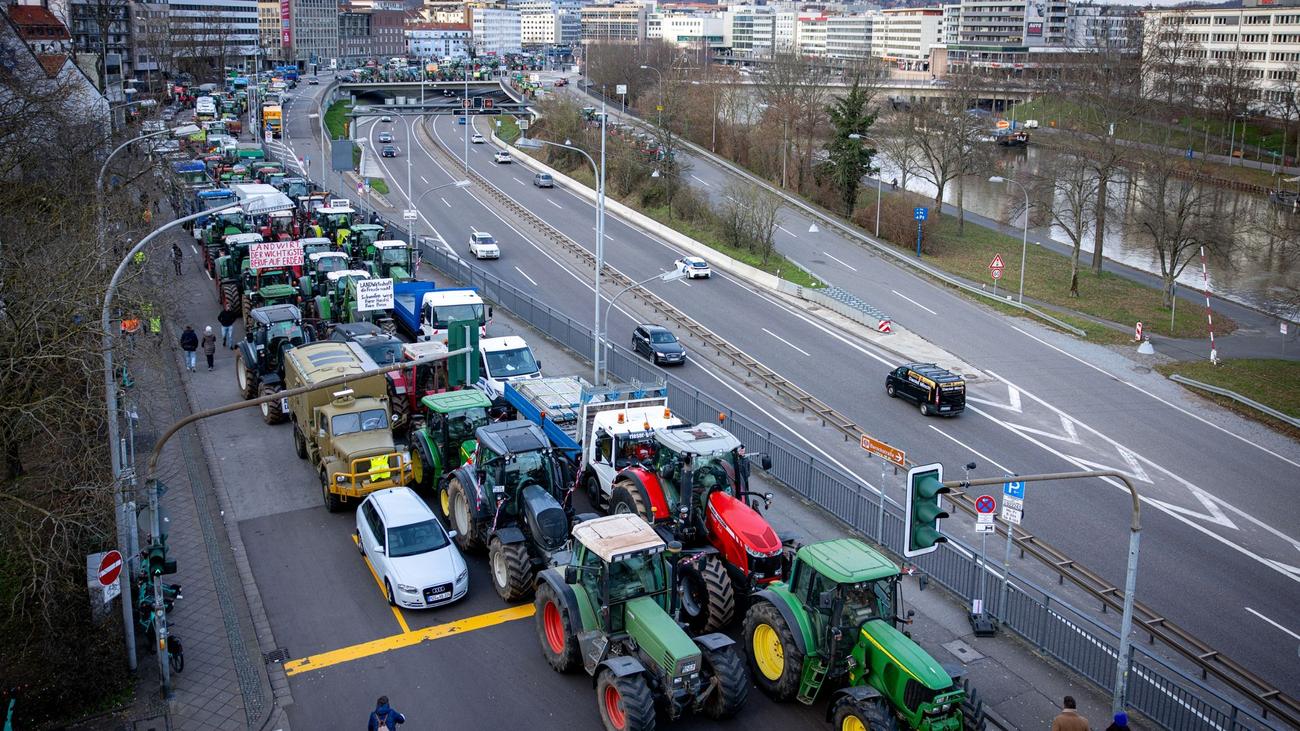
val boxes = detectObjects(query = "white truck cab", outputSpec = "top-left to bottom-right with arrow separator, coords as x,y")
476,336 -> 542,400
418,288 -> 489,342
583,399 -> 684,506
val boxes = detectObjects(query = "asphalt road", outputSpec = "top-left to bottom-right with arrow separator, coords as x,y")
277,78 -> 1300,696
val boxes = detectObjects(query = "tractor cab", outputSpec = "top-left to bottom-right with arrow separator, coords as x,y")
410,389 -> 492,488
347,224 -> 386,261
215,232 -> 264,302
259,209 -> 297,241
242,266 -> 300,325
279,177 -> 311,201
300,237 -> 333,258
314,269 -> 371,323
649,423 -> 769,517
366,239 -> 415,281
254,162 -> 284,183
301,251 -> 351,299
567,515 -> 673,618
472,422 -> 570,536
243,304 -> 310,386
315,206 -> 356,250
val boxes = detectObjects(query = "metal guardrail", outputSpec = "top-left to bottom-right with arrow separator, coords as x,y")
262,122 -> 1294,731
1170,374 -> 1300,428
576,84 -> 1088,337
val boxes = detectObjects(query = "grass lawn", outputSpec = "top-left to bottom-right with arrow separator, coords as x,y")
1156,359 -> 1300,436
882,197 -> 1234,341
496,115 -> 521,144
325,100 -> 352,140
560,164 -> 823,289
367,178 -> 389,195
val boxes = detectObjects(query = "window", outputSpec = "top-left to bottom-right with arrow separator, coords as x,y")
332,408 -> 389,436
362,501 -> 385,547
387,519 -> 448,557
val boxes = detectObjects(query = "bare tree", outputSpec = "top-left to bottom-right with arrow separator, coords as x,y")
720,181 -> 781,264
759,53 -> 830,193
875,112 -> 923,192
1031,151 -> 1101,297
1140,12 -> 1202,111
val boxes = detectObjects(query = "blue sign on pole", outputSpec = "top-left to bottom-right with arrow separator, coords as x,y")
914,207 -> 928,221
1003,481 -> 1025,499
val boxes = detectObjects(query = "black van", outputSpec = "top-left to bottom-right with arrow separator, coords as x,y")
885,363 -> 966,417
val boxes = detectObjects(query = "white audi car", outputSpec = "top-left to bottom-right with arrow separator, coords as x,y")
355,488 -> 468,609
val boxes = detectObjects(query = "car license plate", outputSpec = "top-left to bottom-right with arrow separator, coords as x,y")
431,591 -> 451,602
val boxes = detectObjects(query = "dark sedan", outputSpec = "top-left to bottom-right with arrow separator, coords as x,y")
632,324 -> 686,366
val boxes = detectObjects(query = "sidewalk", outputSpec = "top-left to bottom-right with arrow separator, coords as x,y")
91,207 -> 292,731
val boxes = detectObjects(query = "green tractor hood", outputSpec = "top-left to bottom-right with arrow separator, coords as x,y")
258,283 -> 297,301
856,619 -> 965,729
625,595 -> 700,677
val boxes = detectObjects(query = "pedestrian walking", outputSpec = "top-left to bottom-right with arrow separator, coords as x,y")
121,315 -> 142,350
172,243 -> 183,275
180,325 -> 199,372
1051,696 -> 1090,731
1104,712 -> 1129,731
201,326 -> 217,371
218,307 -> 239,349
367,696 -> 405,731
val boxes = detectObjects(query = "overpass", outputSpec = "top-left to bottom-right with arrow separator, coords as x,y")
336,80 -> 533,115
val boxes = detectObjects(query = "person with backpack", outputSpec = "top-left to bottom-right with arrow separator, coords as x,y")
179,325 -> 199,372
367,696 -> 405,730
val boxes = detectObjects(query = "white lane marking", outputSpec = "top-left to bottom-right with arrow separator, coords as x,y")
441,198 -> 451,208
421,176 -> 430,184
1006,324 -> 1300,469
761,327 -> 811,357
590,226 -> 614,241
190,244 -> 198,255
691,174 -> 711,187
927,427 -> 1015,474
892,289 -> 937,315
547,200 -> 563,209
514,267 -> 539,287
821,251 -> 858,272
777,225 -> 798,238
205,269 -> 213,281
513,177 -> 525,186
1245,607 -> 1300,641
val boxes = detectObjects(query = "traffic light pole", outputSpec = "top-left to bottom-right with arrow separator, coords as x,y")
942,470 -> 1142,719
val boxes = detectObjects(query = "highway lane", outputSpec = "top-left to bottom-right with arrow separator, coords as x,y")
283,82 -> 1300,692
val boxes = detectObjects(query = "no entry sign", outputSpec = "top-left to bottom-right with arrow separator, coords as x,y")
98,550 -> 123,587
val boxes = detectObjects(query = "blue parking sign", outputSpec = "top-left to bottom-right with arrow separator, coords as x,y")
1003,481 -> 1025,499
914,207 -> 928,221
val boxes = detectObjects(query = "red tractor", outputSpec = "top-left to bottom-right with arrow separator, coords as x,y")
608,421 -> 779,634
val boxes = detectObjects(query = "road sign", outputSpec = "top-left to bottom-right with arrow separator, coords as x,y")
989,254 -> 1005,271
1134,321 -> 1144,342
1002,481 -> 1024,525
975,520 -> 997,533
996,120 -> 1010,129
403,209 -> 418,221
975,494 -> 996,514
991,268 -> 1002,280
98,550 -> 123,587
914,207 -> 928,221
860,434 -> 906,467
616,84 -> 627,95
1282,321 -> 1290,336
1002,481 -> 1024,499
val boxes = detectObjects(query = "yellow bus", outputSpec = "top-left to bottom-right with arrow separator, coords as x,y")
261,104 -> 283,138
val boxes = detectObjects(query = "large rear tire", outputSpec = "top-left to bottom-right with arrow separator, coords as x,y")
677,554 -> 735,634
241,293 -> 253,329
447,476 -> 483,551
388,381 -> 408,433
595,669 -> 655,731
220,282 -> 238,312
293,427 -> 307,459
409,438 -> 430,490
584,471 -> 602,509
260,384 -> 285,425
743,600 -> 803,702
830,695 -> 897,731
235,351 -> 257,399
699,643 -> 749,720
489,538 -> 533,602
610,481 -> 652,522
535,582 -> 580,673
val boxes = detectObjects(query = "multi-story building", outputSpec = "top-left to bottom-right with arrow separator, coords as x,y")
406,21 -> 469,59
66,0 -> 132,84
722,5 -> 762,55
128,0 -> 169,79
338,5 -> 370,65
942,3 -> 960,45
283,0 -> 338,69
872,7 -> 943,71
580,2 -> 646,44
1064,2 -> 1140,50
413,2 -> 469,26
471,7 -> 520,56
1142,1 -> 1300,114
167,0 -> 259,75
648,12 -> 725,49
796,13 -> 827,56
3,2 -> 110,132
825,13 -> 876,60
518,0 -> 580,47
370,4 -> 406,59
944,0 -> 1070,72
257,0 -> 279,60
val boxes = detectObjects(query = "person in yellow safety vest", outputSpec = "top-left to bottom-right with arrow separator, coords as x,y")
368,455 -> 391,482
311,222 -> 323,239
336,228 -> 350,252
142,303 -> 161,335
133,251 -> 146,266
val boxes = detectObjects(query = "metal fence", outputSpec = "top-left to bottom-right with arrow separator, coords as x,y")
353,209 -> 1281,730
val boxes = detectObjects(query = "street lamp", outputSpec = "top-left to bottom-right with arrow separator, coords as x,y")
599,267 -> 687,384
849,133 -> 882,239
412,179 -> 471,241
989,176 -> 1029,303
517,111 -> 609,385
640,64 -> 664,128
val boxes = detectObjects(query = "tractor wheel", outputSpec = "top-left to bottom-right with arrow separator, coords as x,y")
743,600 -> 803,702
235,351 -> 257,399
241,293 -> 253,329
380,320 -> 397,336
446,476 -> 483,552
610,482 -> 652,522
584,471 -> 602,509
436,480 -> 453,525
220,282 -> 238,312
320,469 -> 342,513
595,669 -> 655,731
960,678 -> 987,731
677,554 -> 735,634
293,426 -> 307,459
260,384 -> 286,425
489,538 -> 533,603
388,382 -> 408,433
410,442 -> 429,490
698,643 -> 749,720
535,582 -> 580,673
830,695 -> 898,731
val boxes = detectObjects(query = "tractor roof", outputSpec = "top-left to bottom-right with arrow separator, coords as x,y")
420,389 -> 492,413
225,233 -> 263,245
372,239 -> 406,249
476,420 -> 548,457
251,304 -> 302,325
572,514 -> 665,563
317,206 -> 354,215
402,340 -> 447,360
308,251 -> 348,261
326,269 -> 371,281
797,539 -> 899,585
353,224 -> 384,231
655,422 -> 739,457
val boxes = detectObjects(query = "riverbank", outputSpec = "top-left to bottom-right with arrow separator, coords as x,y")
1156,359 -> 1300,439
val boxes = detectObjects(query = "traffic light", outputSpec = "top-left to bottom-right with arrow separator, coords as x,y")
904,463 -> 949,558
146,542 -> 177,576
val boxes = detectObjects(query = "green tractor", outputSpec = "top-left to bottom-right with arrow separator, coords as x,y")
364,239 -> 416,282
314,206 -> 356,251
300,250 -> 352,305
535,513 -> 750,731
214,232 -> 263,313
742,539 -> 985,731
346,223 -> 386,262
241,263 -> 301,328
313,269 -> 394,333
203,213 -> 252,278
408,389 -> 492,493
